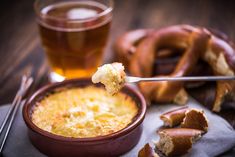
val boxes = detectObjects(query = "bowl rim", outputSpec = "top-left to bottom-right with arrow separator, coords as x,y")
23,78 -> 146,143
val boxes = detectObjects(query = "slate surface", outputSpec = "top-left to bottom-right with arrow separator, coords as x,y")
1,98 -> 235,157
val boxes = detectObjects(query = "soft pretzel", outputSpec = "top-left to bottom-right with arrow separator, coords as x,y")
202,30 -> 235,111
160,107 -> 209,132
160,106 -> 188,127
115,25 -> 235,112
114,29 -> 154,67
130,26 -> 210,105
138,143 -> 159,157
181,108 -> 209,132
114,29 -> 183,68
139,107 -> 209,156
157,128 -> 202,156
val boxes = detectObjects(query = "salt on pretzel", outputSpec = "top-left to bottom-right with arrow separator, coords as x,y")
114,25 -> 235,112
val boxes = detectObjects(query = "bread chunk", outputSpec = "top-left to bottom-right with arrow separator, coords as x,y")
160,106 -> 188,127
181,108 -> 209,132
92,62 -> 126,94
138,143 -> 159,157
157,128 -> 202,156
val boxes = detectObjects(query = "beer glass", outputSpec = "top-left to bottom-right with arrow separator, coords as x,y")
34,0 -> 113,82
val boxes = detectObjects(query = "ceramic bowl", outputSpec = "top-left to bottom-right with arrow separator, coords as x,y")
23,78 -> 146,157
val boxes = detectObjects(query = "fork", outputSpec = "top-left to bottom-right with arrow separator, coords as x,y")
126,76 -> 235,83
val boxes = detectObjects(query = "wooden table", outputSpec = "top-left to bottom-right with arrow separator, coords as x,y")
0,0 -> 235,156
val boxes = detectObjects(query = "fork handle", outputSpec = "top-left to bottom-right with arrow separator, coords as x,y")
126,76 -> 235,83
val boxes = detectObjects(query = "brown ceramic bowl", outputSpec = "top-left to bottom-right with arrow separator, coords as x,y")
23,78 -> 146,157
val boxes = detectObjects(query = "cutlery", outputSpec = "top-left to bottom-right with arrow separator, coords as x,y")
126,76 -> 235,83
0,75 -> 33,154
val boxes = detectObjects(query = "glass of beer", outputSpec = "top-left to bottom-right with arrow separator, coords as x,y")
34,0 -> 113,82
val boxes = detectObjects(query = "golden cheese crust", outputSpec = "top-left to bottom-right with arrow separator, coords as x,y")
32,86 -> 138,138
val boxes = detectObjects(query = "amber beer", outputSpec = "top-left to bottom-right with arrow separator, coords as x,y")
35,0 -> 113,81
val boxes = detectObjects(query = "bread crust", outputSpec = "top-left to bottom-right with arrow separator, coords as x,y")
181,108 -> 209,132
160,106 -> 188,127
115,25 -> 235,112
138,143 -> 160,157
157,128 -> 202,156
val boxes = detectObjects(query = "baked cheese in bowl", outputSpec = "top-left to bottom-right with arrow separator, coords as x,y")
31,86 -> 138,138
23,79 -> 146,157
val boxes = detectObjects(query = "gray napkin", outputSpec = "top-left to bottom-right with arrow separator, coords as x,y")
122,98 -> 235,157
0,98 -> 235,157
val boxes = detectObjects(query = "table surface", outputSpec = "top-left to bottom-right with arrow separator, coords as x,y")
1,99 -> 234,157
0,0 -> 235,156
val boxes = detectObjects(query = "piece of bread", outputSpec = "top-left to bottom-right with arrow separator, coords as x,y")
160,106 -> 188,127
138,143 -> 160,157
181,108 -> 209,132
92,62 -> 126,94
156,128 -> 202,156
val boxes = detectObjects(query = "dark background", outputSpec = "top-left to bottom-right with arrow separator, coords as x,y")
0,0 -> 235,156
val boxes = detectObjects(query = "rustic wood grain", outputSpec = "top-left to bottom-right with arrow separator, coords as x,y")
0,0 -> 235,156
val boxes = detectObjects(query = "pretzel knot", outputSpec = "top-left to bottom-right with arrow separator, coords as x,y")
114,25 -> 235,112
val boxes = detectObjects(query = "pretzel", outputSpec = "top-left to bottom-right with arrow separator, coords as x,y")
130,26 -> 210,105
157,128 -> 202,156
139,107 -> 209,156
160,107 -> 209,132
181,108 -> 209,132
138,143 -> 159,157
114,29 -> 154,67
160,106 -> 188,127
115,25 -> 235,112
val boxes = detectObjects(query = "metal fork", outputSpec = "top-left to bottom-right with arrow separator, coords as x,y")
126,76 -> 235,83
0,75 -> 33,155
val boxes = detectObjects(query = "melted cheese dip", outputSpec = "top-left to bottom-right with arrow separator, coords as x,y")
32,86 -> 138,138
